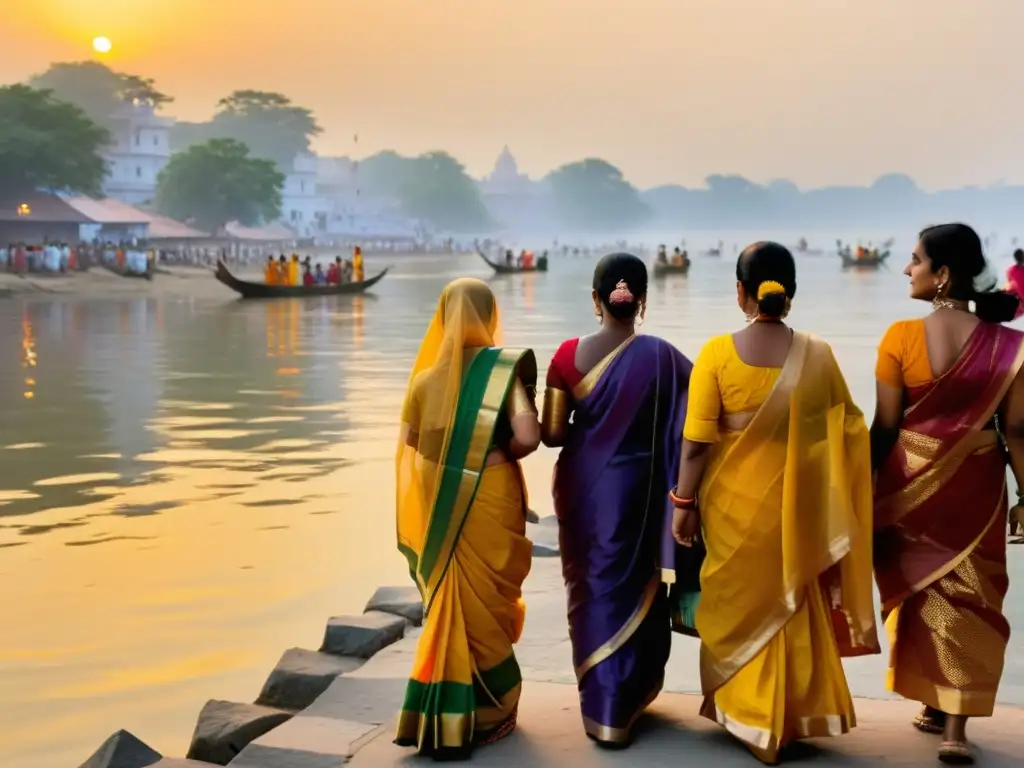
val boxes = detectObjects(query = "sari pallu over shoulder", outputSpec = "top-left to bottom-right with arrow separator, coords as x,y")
395,345 -> 536,757
874,322 -> 1024,616
696,332 -> 878,693
404,346 -> 536,613
553,334 -> 692,744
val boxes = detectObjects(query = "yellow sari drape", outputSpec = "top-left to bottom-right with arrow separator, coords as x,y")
695,332 -> 879,764
394,278 -> 534,758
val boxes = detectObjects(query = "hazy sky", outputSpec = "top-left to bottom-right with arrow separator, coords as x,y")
5,1 -> 1022,190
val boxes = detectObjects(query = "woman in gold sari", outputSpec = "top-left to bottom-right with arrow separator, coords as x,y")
394,277 -> 540,760
670,242 -> 879,765
872,223 -> 1024,764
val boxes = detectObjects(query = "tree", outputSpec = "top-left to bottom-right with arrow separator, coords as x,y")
27,61 -> 172,130
170,90 -> 321,168
546,159 -> 649,231
155,139 -> 284,233
0,85 -> 110,198
359,150 -> 492,231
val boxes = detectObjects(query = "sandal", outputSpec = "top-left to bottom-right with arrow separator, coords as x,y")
938,741 -> 974,765
913,707 -> 946,735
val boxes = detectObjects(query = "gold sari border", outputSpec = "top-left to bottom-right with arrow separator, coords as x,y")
881,484 -> 1005,616
395,710 -> 475,751
888,669 -> 998,718
581,675 -> 663,745
574,574 -> 660,681
571,334 -> 637,400
541,386 -> 570,445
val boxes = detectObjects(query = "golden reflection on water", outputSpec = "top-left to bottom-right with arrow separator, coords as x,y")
0,250 -> 1019,768
20,310 -> 36,400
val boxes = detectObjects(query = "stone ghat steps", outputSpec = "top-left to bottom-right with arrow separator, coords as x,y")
75,586 -> 424,768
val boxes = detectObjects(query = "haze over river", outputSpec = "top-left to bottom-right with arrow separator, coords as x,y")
2,245 -> 1021,767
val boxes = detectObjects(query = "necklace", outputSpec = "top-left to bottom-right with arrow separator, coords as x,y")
932,298 -> 967,312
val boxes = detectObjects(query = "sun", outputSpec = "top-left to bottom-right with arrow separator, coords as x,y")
92,37 -> 112,54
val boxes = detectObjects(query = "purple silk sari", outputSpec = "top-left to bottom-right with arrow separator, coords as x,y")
553,334 -> 692,743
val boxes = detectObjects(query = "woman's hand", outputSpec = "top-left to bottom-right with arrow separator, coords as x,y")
672,507 -> 700,547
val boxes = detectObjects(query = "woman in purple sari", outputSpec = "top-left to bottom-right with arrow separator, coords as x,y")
540,253 -> 693,748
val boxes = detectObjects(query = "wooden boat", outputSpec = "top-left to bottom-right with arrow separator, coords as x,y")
653,260 -> 691,276
839,250 -> 890,269
701,248 -> 722,257
214,260 -> 389,299
477,251 -> 548,274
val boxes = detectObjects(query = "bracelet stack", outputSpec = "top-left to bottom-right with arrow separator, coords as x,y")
669,486 -> 697,510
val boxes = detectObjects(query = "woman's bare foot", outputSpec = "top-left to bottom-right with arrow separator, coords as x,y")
913,705 -> 946,734
939,715 -> 973,764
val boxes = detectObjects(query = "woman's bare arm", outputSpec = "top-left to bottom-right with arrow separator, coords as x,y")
1000,370 -> 1024,500
672,439 -> 711,545
870,380 -> 903,472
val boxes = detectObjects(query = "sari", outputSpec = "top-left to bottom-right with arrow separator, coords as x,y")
875,321 -> 1024,718
1006,264 -> 1024,320
673,331 -> 878,764
394,278 -> 535,758
550,334 -> 692,744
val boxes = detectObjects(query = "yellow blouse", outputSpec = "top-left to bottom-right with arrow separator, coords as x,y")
875,318 -> 933,389
684,333 -> 781,443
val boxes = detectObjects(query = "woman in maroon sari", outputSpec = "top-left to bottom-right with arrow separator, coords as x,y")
540,253 -> 692,748
872,223 -> 1024,764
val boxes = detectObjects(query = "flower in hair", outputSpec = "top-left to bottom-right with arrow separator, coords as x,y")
757,280 -> 786,300
608,279 -> 634,304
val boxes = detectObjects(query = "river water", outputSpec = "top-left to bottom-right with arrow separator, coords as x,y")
1,247 -> 1020,767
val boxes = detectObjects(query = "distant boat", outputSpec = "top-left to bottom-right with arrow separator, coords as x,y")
839,250 -> 890,269
477,251 -> 548,274
653,260 -> 690,276
214,260 -> 389,299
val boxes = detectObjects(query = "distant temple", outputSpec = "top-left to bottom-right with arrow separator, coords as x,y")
479,146 -> 554,234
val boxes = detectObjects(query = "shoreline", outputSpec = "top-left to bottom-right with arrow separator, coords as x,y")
77,528 -> 1024,767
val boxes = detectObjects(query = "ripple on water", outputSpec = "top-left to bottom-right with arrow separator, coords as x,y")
33,473 -> 121,487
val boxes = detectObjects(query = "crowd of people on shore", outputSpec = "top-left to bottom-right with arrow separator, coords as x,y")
263,247 -> 365,287
393,223 -> 1021,766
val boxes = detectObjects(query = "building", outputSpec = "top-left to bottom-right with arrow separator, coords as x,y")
315,156 -> 420,240
478,146 -> 555,233
102,100 -> 172,205
0,193 -> 93,244
63,196 -> 152,243
280,153 -> 329,237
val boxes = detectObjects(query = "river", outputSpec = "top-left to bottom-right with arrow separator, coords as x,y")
1,247 -> 1020,767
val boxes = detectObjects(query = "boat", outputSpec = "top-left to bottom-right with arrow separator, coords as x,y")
477,251 -> 548,274
214,260 -> 389,299
653,260 -> 691,276
701,248 -> 722,257
839,249 -> 890,269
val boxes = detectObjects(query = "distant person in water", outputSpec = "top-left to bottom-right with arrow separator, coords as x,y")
1005,249 -> 1024,319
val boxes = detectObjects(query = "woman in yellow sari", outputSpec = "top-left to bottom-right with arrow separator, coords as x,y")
872,223 -> 1024,764
670,242 -> 879,764
353,246 -> 364,282
394,277 -> 540,760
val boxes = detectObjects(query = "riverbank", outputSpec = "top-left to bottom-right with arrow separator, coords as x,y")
0,265 -> 234,300
78,533 -> 1024,767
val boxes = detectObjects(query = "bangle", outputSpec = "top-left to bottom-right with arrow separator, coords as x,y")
669,487 -> 697,509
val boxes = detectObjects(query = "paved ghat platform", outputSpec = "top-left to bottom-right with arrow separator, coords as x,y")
227,557 -> 1024,767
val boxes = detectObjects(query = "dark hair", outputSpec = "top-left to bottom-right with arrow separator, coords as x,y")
918,223 -> 1019,323
735,241 -> 796,319
593,252 -> 648,321
1014,248 -> 1024,266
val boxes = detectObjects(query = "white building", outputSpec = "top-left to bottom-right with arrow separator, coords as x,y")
280,153 -> 329,236
314,156 -> 419,240
478,146 -> 554,233
102,101 -> 172,206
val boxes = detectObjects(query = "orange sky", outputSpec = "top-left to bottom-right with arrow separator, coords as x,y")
5,1 -> 1022,190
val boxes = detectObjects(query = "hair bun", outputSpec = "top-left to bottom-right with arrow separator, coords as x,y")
756,280 -> 786,300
